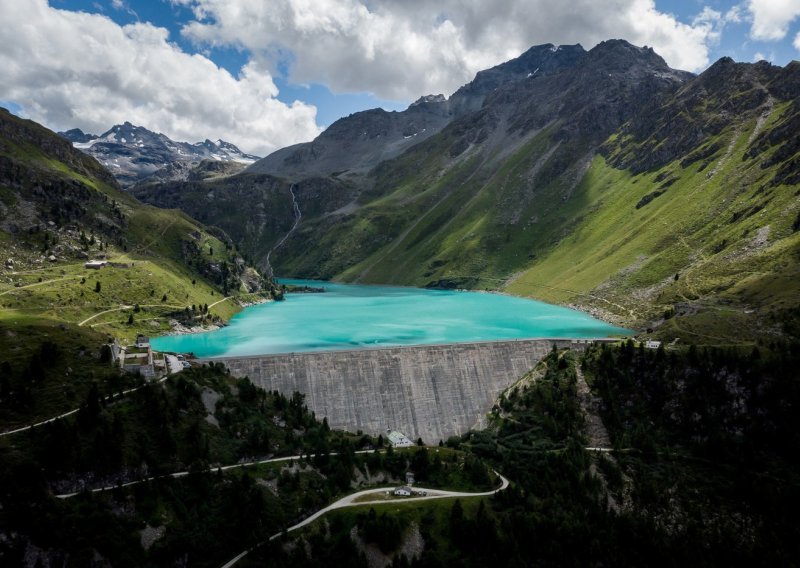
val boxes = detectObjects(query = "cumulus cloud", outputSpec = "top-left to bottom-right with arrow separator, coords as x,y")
176,0 -> 719,102
725,5 -> 745,24
747,0 -> 800,40
0,0 -> 321,155
693,7 -> 724,46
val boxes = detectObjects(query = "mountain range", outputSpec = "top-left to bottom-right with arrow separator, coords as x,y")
59,122 -> 259,187
133,39 -> 800,345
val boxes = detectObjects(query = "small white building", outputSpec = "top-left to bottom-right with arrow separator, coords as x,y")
394,486 -> 412,497
85,260 -> 107,269
645,340 -> 662,349
387,430 -> 414,448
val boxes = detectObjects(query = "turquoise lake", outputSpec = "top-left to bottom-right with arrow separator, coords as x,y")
150,279 -> 631,358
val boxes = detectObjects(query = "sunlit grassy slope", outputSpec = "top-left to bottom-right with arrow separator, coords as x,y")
293,98 -> 799,346
0,109 -> 267,343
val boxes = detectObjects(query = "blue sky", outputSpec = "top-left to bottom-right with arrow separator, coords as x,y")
52,0 -> 410,125
3,0 -> 800,155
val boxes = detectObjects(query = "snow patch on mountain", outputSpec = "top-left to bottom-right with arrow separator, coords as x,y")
59,122 -> 260,187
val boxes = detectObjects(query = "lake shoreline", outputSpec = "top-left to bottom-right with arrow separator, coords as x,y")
158,297 -> 274,338
313,277 -> 634,331
152,279 -> 632,357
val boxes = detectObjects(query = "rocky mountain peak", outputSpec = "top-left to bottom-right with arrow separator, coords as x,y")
248,42 -> 596,179
451,42 -> 586,111
586,39 -> 687,79
60,121 -> 259,187
410,94 -> 446,107
58,128 -> 97,144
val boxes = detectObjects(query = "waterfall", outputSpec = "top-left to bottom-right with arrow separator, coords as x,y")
265,184 -> 302,279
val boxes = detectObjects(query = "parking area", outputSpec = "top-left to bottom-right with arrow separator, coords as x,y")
165,354 -> 183,375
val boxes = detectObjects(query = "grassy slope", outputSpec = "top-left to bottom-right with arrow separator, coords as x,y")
508,106 -> 800,344
0,112 -> 264,343
292,98 -> 799,346
287,125 -> 564,287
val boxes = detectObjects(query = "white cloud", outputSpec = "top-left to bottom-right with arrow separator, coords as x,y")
693,7 -> 723,46
111,0 -> 139,21
178,0 -> 719,102
0,0 -> 321,155
747,0 -> 800,40
725,5 -> 745,24
795,30 -> 800,49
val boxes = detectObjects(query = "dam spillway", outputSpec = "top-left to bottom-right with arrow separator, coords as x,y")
210,338 -> 601,443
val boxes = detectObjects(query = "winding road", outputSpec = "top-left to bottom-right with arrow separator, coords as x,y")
220,470 -> 510,568
51,443 -> 509,568
0,376 -> 171,438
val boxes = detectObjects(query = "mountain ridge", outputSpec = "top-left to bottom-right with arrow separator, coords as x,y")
59,121 -> 259,187
247,42 -> 593,181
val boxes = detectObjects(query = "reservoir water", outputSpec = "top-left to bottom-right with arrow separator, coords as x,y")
150,279 -> 630,358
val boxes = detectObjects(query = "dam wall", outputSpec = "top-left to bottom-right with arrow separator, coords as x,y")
213,339 -> 601,443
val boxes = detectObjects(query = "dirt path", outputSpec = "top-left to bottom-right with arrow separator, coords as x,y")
79,303 -> 190,326
0,376 -> 170,438
0,276 -> 82,297
207,296 -> 232,310
78,305 -> 133,326
55,450 -> 320,499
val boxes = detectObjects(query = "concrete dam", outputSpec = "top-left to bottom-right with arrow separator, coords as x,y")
213,339 -> 598,443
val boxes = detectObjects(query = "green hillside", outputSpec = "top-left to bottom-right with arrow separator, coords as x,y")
0,109 -> 275,344
131,47 -> 800,347
275,57 -> 800,346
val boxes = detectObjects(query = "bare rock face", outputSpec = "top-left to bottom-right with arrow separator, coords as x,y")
247,43 -> 590,181
248,103 -> 453,180
607,56 -> 791,174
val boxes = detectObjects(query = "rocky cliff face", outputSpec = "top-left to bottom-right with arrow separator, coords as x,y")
247,42 -> 591,181
606,57 -> 788,173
